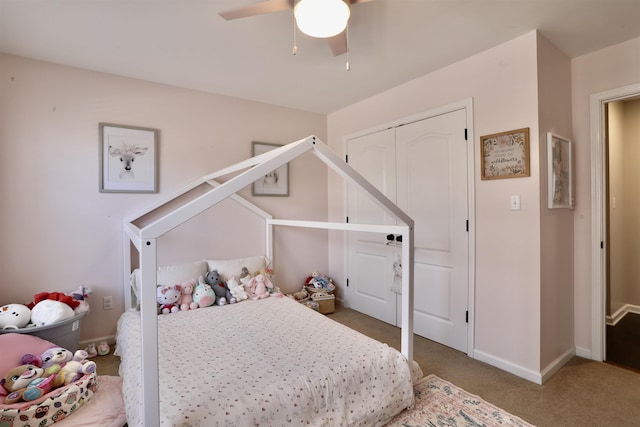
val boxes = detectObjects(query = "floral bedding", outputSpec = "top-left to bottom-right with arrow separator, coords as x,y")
116,296 -> 419,426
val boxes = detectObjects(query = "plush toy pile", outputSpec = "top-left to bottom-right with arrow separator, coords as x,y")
0,346 -> 96,404
157,266 -> 282,314
0,286 -> 92,331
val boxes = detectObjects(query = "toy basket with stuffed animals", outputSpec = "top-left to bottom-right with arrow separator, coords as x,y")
303,272 -> 336,296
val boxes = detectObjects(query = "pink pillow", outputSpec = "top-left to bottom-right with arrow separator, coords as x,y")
0,333 -> 56,395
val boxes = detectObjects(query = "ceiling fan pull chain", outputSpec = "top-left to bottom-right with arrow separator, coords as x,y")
346,24 -> 350,71
292,11 -> 298,55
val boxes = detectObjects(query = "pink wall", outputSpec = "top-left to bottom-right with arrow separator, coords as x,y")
0,54 -> 327,343
571,37 -> 640,353
536,33 -> 574,370
328,32 -> 543,376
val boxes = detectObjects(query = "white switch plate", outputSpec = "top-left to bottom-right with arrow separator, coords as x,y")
510,195 -> 521,210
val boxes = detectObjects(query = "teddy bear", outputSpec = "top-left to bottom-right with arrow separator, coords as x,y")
0,303 -> 31,330
157,284 -> 181,314
246,274 -> 274,300
205,269 -> 236,305
226,275 -> 248,302
177,279 -> 198,311
192,276 -> 215,308
0,364 -> 64,404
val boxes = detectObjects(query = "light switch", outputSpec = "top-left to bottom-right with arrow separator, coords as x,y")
510,195 -> 521,211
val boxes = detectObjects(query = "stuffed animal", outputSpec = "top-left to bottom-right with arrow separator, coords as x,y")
205,269 -> 236,305
192,276 -> 215,308
67,285 -> 92,314
246,274 -> 274,300
239,266 -> 253,287
0,303 -> 31,330
157,285 -> 181,314
97,341 -> 110,356
28,347 -> 96,386
85,343 -> 98,358
0,364 -> 64,404
178,279 -> 198,311
226,275 -> 248,302
30,300 -> 75,326
305,272 -> 336,292
27,292 -> 79,310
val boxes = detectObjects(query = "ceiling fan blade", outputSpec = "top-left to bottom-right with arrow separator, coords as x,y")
327,31 -> 348,56
350,0 -> 375,4
218,0 -> 294,20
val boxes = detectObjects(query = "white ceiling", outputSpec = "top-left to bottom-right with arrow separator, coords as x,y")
1,0 -> 640,114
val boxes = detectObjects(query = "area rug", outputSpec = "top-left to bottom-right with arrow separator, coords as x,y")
386,374 -> 534,427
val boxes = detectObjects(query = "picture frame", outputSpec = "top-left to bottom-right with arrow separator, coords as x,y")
547,132 -> 573,209
99,123 -> 158,193
252,142 -> 289,197
480,127 -> 530,180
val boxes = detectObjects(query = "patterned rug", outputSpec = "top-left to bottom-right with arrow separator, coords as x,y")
386,374 -> 534,427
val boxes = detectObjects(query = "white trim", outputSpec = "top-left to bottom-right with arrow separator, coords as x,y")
540,348 -> 575,384
575,346 -> 592,359
606,304 -> 640,326
473,350 -> 543,385
590,82 -> 640,362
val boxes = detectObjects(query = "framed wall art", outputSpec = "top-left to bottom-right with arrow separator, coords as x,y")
480,127 -> 530,180
252,141 -> 289,197
99,123 -> 158,193
547,132 -> 573,209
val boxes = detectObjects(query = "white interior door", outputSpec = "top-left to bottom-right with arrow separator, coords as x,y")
346,108 -> 469,353
346,128 -> 397,324
396,110 -> 469,353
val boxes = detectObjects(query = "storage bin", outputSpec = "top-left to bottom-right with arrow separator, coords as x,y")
311,293 -> 335,314
0,312 -> 85,351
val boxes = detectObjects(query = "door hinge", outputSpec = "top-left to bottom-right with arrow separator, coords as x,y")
346,216 -> 349,223
464,128 -> 468,141
601,241 -> 604,249
345,154 -> 348,163
466,220 -> 469,232
466,311 -> 469,323
346,278 -> 349,287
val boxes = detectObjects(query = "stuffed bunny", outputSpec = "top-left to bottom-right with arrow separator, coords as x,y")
247,274 -> 273,300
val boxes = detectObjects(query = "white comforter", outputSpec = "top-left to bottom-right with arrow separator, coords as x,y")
116,296 -> 418,426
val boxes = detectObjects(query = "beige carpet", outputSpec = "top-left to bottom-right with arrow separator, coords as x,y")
387,374 -> 534,426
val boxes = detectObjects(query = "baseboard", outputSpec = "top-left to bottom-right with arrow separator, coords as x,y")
575,346 -> 592,359
540,347 -> 575,383
79,334 -> 116,349
473,349 -> 543,384
606,304 -> 640,326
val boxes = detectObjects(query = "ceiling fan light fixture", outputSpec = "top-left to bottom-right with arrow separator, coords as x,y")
294,0 -> 350,38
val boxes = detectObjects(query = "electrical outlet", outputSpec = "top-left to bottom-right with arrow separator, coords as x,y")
103,296 -> 113,310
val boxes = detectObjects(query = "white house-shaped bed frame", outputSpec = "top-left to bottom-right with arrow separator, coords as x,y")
123,135 -> 415,426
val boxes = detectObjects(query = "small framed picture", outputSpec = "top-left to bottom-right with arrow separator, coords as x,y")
547,132 -> 573,209
99,123 -> 158,193
252,142 -> 289,197
480,128 -> 530,180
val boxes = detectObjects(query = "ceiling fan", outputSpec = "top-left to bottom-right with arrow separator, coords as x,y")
218,0 -> 375,56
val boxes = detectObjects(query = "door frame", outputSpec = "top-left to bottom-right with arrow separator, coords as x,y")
342,98 -> 476,357
590,82 -> 640,361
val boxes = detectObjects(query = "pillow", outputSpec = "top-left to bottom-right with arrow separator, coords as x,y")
0,333 -> 56,389
131,260 -> 208,299
205,256 -> 268,281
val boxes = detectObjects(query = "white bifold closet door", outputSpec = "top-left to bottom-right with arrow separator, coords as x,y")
347,109 -> 469,353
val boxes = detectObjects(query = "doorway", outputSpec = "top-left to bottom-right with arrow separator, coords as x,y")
591,82 -> 640,363
604,98 -> 640,371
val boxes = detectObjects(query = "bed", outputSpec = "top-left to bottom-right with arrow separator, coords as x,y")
120,136 -> 418,426
117,296 -> 421,426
